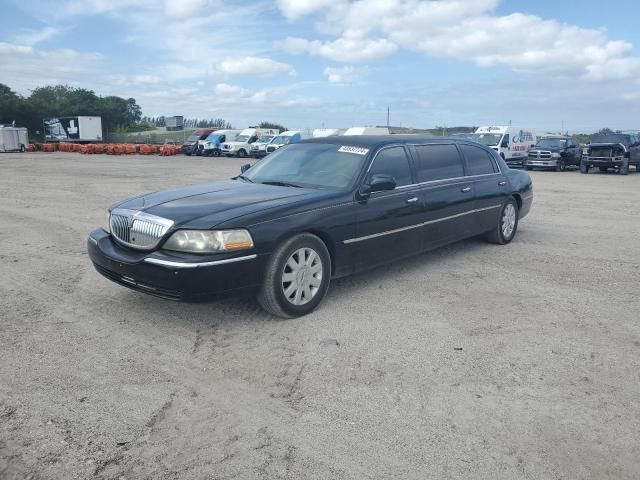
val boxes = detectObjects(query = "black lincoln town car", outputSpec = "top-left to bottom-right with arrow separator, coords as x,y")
88,136 -> 533,317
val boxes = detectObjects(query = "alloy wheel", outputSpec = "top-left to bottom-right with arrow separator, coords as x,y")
281,247 -> 323,305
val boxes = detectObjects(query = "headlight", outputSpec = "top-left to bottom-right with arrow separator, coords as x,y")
163,229 -> 254,253
552,152 -> 561,158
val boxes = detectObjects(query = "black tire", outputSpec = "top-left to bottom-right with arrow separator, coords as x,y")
485,198 -> 519,245
599,167 -> 608,173
580,161 -> 590,174
619,159 -> 629,175
237,149 -> 247,158
212,149 -> 221,157
19,144 -> 26,153
258,233 -> 331,318
556,159 -> 566,172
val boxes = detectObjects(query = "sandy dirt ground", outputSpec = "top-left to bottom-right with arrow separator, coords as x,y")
1,153 -> 639,479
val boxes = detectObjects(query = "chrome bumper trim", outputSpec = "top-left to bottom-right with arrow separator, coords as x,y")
144,254 -> 257,269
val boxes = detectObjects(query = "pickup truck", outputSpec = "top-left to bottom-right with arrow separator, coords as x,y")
524,136 -> 582,171
581,133 -> 640,175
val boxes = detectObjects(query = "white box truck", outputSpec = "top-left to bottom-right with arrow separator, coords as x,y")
0,126 -> 28,152
472,126 -> 536,166
44,116 -> 103,142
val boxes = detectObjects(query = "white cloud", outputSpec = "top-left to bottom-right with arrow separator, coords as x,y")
0,42 -> 103,91
279,36 -> 396,62
275,0 -> 336,20
12,27 -> 60,46
164,0 -> 216,18
323,65 -> 360,84
275,0 -> 640,80
218,56 -> 296,76
213,82 -> 321,107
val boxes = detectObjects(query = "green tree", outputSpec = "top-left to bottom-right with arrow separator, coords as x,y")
259,121 -> 287,133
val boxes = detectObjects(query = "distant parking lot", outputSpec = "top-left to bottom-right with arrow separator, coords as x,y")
1,153 -> 639,479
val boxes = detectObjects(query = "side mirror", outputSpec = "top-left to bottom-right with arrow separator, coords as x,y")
501,141 -> 509,148
240,163 -> 251,173
360,174 -> 396,197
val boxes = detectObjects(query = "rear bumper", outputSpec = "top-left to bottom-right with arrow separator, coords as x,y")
87,228 -> 267,301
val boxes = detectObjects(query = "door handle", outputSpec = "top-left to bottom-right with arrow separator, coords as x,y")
461,187 -> 471,193
406,196 -> 419,203
498,181 -> 506,186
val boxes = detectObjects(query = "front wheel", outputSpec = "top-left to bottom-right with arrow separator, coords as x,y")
619,159 -> 629,175
485,198 -> 519,245
237,149 -> 247,158
580,161 -> 590,174
258,234 -> 331,318
555,159 -> 566,172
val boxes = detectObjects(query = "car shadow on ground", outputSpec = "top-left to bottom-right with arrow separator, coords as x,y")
108,235 -> 498,326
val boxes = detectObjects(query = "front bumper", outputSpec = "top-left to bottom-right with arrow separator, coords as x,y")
87,228 -> 267,301
583,156 -> 625,167
525,158 -> 559,168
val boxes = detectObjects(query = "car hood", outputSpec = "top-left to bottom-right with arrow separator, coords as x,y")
111,180 -> 326,228
532,146 -> 562,152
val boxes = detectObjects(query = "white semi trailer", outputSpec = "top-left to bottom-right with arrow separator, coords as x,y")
44,116 -> 103,142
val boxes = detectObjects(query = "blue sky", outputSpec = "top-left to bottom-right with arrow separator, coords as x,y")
2,0 -> 640,132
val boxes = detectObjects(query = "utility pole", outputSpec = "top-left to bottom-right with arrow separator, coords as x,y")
386,106 -> 390,128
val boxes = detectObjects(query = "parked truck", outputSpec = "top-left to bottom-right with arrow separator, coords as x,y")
43,116 -> 103,143
0,126 -> 28,152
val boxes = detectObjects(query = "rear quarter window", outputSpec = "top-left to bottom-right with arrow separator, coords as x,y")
413,144 -> 464,182
460,144 -> 497,175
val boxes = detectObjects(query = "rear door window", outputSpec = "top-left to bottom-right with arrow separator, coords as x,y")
460,144 -> 497,175
413,144 -> 464,182
368,146 -> 413,187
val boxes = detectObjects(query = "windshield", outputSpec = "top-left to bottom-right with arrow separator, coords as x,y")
206,134 -> 222,142
471,133 -> 503,146
535,138 -> 568,149
591,134 -> 630,146
243,143 -> 368,189
272,135 -> 292,145
257,135 -> 275,143
234,135 -> 250,143
186,134 -> 199,142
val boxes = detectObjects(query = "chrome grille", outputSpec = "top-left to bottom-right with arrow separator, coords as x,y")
528,150 -> 552,159
109,208 -> 174,250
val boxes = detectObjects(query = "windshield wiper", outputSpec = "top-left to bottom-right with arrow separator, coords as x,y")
261,180 -> 303,188
235,175 -> 253,183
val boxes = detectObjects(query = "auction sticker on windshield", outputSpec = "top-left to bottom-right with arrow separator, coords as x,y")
338,146 -> 369,155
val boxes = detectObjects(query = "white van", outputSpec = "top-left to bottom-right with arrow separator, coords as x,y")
221,127 -> 278,158
472,126 -> 536,166
0,127 -> 28,152
199,129 -> 242,156
263,131 -> 304,155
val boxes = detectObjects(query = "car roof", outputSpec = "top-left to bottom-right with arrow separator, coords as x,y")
300,135 -> 478,149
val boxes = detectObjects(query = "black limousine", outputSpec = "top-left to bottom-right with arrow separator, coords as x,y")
88,136 -> 533,317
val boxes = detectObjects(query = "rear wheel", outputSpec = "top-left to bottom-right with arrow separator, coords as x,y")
485,198 -> 519,245
19,144 -> 26,152
258,234 -> 331,318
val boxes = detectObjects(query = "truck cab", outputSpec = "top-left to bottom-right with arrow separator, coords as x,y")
182,128 -> 216,156
250,133 -> 277,158
200,129 -> 241,157
221,128 -> 278,158
264,131 -> 303,155
524,136 -> 582,171
472,126 -> 536,167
